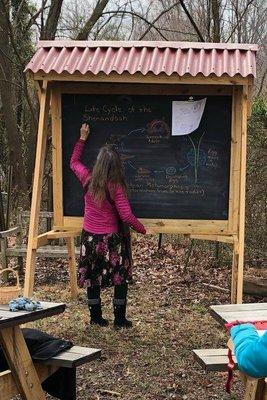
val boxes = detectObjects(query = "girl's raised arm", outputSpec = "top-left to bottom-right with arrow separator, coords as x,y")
70,124 -> 90,187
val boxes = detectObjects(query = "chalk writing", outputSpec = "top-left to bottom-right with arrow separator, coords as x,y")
62,93 -> 232,220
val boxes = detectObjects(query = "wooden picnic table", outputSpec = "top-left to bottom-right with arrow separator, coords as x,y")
0,301 -> 65,400
209,303 -> 267,399
210,302 -> 267,327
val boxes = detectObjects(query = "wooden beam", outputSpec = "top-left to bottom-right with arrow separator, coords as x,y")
55,81 -> 233,96
228,86 -> 241,234
24,81 -> 51,297
189,234 -> 235,244
66,236 -> 78,298
32,71 -> 250,86
58,217 -> 231,235
46,230 -> 80,239
32,230 -> 81,249
0,365 -> 58,400
51,86 -> 64,227
32,232 -> 48,249
20,210 -> 54,218
231,237 -> 239,303
0,326 -> 46,399
236,85 -> 248,304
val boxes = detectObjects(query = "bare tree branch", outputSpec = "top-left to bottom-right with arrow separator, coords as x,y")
226,0 -> 256,42
24,2 -> 49,33
14,0 -> 26,27
0,78 -> 25,90
139,1 -> 181,39
102,10 -> 169,40
93,13 -> 115,39
179,0 -> 205,41
114,5 -> 126,38
157,27 -> 197,36
76,0 -> 109,40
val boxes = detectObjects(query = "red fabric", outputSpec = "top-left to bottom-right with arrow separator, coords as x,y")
225,320 -> 267,331
70,139 -> 146,235
226,347 -> 235,393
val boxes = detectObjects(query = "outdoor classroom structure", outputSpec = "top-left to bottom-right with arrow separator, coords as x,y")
24,41 -> 258,303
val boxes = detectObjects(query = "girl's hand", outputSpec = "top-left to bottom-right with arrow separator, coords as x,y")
80,123 -> 89,141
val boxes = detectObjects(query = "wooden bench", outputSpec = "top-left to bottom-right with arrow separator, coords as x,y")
193,348 -> 237,372
0,345 -> 101,400
0,210 -> 80,270
193,348 -> 267,400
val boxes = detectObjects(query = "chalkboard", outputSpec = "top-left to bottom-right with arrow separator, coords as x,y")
62,93 -> 232,220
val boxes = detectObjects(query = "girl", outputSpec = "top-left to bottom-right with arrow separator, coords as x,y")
70,123 -> 146,328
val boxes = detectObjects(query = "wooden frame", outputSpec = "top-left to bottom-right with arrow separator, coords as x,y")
51,81 -> 237,236
31,71 -> 250,86
24,72 -> 250,303
24,81 -> 78,298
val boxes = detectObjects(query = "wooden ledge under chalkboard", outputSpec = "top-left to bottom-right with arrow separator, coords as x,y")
188,234 -> 237,244
32,230 -> 80,249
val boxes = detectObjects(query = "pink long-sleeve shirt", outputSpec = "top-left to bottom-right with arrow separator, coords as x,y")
70,139 -> 146,235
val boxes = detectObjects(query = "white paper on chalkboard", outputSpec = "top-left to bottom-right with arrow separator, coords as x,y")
172,98 -> 207,136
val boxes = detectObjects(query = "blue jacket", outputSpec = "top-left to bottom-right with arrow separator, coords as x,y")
231,323 -> 267,378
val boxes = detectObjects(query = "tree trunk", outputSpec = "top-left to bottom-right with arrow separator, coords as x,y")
211,0 -> 221,41
0,0 -> 28,199
41,0 -> 63,39
76,0 -> 109,40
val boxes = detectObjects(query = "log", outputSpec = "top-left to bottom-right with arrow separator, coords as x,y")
243,276 -> 267,297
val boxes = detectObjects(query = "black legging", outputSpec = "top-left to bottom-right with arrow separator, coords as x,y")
87,284 -> 128,306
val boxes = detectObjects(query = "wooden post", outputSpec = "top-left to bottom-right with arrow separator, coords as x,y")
158,233 -> 163,250
6,165 -> 13,229
231,236 -> 239,303
0,326 -> 46,399
230,85 -> 248,304
0,186 -> 8,273
236,85 -> 248,304
184,239 -> 195,271
0,237 -> 7,269
66,236 -> 78,297
24,81 -> 50,297
47,176 -> 53,232
51,87 -> 63,228
0,186 -> 5,231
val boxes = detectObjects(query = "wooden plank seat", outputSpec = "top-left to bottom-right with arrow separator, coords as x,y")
42,345 -> 101,368
0,210 -> 81,269
193,348 -> 237,372
193,348 -> 267,400
0,345 -> 101,400
6,244 -> 80,258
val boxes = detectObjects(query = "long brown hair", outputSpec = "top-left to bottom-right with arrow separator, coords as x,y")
89,145 -> 127,203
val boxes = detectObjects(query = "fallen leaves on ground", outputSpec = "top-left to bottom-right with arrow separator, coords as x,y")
25,235 -> 266,400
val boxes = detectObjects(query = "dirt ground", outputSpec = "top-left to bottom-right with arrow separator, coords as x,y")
17,235 -> 266,400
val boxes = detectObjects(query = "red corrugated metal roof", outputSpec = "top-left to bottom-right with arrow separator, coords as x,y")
25,40 -> 258,78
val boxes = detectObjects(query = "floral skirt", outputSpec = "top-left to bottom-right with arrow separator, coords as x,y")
78,230 -> 132,288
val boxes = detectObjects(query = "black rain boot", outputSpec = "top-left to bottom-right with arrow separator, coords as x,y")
87,286 -> 109,327
113,284 -> 133,328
